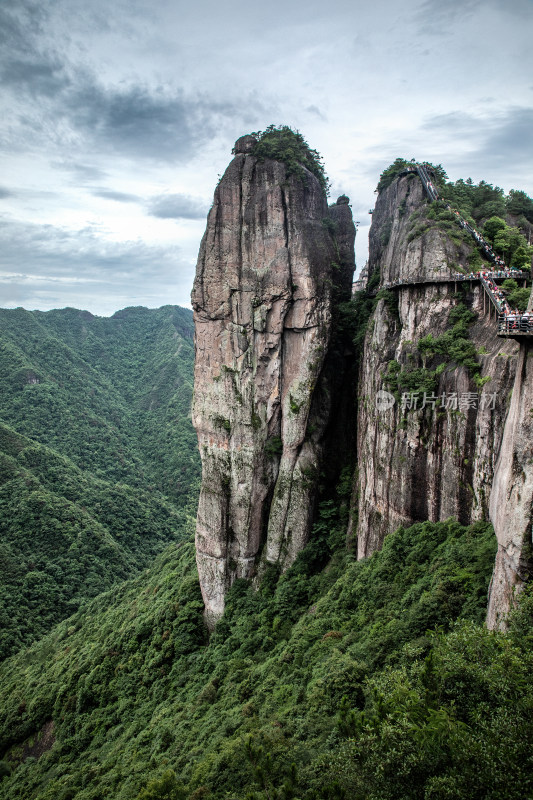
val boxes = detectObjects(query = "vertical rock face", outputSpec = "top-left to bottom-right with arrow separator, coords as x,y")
355,172 -> 519,558
487,340 -> 533,628
192,137 -> 354,625
356,286 -> 517,557
368,172 -> 465,286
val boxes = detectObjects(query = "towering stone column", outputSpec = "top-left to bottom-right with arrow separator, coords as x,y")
191,135 -> 354,625
354,171 -> 518,559
487,338 -> 533,628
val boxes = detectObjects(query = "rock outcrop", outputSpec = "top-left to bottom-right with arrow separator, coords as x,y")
192,136 -> 355,625
354,172 -> 519,558
487,338 -> 533,628
368,171 -> 466,286
192,147 -> 530,629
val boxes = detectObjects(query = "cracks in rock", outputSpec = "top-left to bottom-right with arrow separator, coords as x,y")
280,184 -> 294,301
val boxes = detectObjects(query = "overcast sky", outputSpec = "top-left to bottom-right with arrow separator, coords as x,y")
1,0 -> 532,316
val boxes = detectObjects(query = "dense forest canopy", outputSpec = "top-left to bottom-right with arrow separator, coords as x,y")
2,517 -> 531,800
0,305 -> 200,659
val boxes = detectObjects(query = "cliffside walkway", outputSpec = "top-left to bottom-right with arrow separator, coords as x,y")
372,164 -> 533,338
375,271 -> 532,338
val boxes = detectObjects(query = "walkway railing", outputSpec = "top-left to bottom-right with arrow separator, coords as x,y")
498,313 -> 533,335
370,269 -> 531,338
377,269 -> 527,293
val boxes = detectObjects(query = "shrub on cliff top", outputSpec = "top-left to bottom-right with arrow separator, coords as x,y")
377,159 -> 448,193
249,125 -> 330,194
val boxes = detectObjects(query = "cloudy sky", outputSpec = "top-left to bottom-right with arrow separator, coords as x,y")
1,0 -> 532,316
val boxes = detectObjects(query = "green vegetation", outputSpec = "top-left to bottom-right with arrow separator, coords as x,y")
1,516 -> 523,800
406,202 -> 472,251
0,306 -> 199,504
482,217 -> 533,270
335,289 -> 380,363
417,303 -> 480,376
440,178 -> 506,221
501,279 -> 531,312
249,125 -> 330,194
0,306 -> 200,659
264,436 -> 283,458
1,159 -> 531,800
0,422 -> 195,660
378,160 -> 533,262
377,158 -> 413,191
506,189 -> 533,222
377,159 -> 447,193
384,301 -> 484,400
438,179 -> 533,254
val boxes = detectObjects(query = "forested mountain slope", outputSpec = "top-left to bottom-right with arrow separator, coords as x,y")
0,305 -> 200,658
0,305 -> 199,502
0,517 -> 531,799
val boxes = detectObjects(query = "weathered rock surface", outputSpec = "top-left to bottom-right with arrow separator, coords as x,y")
369,172 -> 471,286
487,339 -> 533,628
192,139 -> 355,624
355,285 -> 518,558
355,172 -> 519,560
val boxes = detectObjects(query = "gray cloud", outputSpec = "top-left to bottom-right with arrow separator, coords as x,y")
147,193 -> 210,220
0,218 -> 194,315
0,3 -> 69,97
305,105 -> 326,120
65,82 -> 197,161
415,0 -> 532,37
63,78 -> 260,163
0,1 -> 256,165
53,162 -> 108,184
91,189 -> 140,203
477,107 -> 533,165
423,106 -> 533,183
0,188 -> 15,199
422,110 -> 480,134
1,56 -> 68,97
414,0 -> 482,34
6,64 -> 255,164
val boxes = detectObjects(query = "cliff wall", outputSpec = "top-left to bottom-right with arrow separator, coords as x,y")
192,136 -> 355,624
355,173 -> 519,563
368,171 -> 465,286
192,147 -> 531,629
487,338 -> 533,627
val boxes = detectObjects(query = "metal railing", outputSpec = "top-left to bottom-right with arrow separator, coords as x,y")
375,269 -> 528,293
498,313 -> 533,335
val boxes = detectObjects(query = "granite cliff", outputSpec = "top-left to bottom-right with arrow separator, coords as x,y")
192,133 -> 355,624
487,330 -> 533,627
192,142 -> 531,628
354,171 -> 519,556
354,168 -> 532,627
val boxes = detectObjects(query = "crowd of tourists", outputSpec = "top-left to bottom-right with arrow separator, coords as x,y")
478,274 -> 533,333
498,309 -> 533,333
412,163 -> 507,269
449,210 -> 507,267
452,268 -> 527,281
